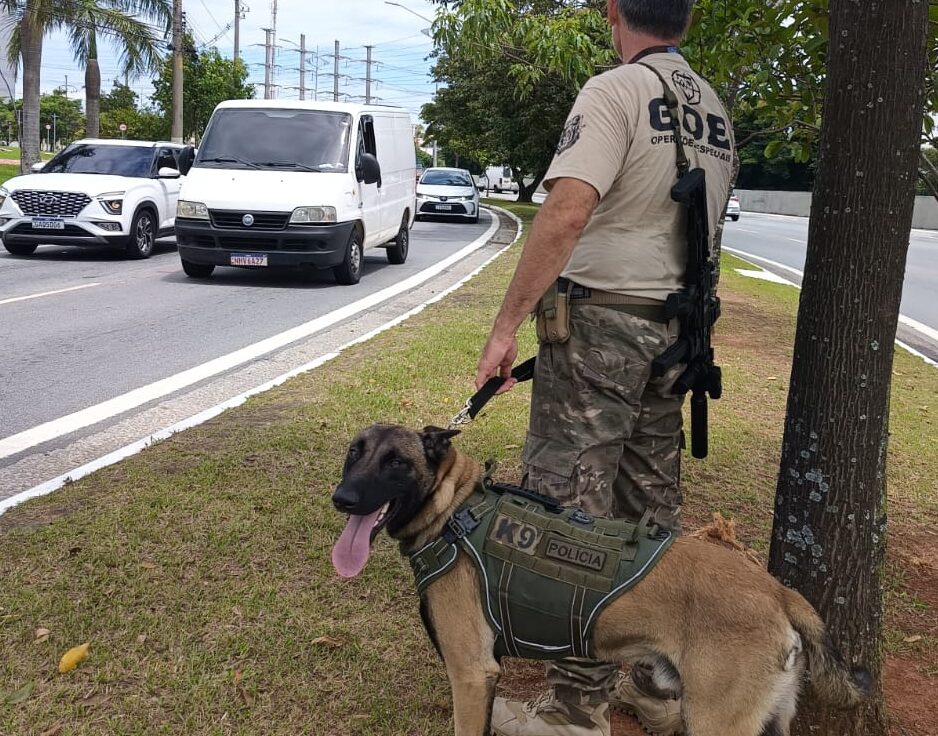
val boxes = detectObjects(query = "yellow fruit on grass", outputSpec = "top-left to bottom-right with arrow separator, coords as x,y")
58,643 -> 90,673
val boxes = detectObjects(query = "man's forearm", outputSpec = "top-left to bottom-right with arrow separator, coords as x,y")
493,181 -> 598,336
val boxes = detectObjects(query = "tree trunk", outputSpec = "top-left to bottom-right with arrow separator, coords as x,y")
85,40 -> 101,140
18,13 -> 43,173
767,2 -> 928,735
516,172 -> 542,203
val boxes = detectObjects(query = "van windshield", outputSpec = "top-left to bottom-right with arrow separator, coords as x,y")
195,109 -> 352,172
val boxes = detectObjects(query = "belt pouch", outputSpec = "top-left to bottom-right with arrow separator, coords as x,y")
535,280 -> 571,344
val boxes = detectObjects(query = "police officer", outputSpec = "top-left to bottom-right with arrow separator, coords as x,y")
475,1 -> 735,734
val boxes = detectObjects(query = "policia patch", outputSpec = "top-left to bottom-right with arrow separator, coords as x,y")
409,482 -> 673,660
556,114 -> 583,154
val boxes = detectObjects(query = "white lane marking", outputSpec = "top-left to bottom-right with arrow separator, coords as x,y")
735,228 -> 759,234
735,269 -> 793,285
0,282 -> 101,306
0,206 -> 523,515
0,214 -> 500,461
726,246 -> 937,368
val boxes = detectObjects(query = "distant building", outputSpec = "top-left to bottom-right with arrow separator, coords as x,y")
0,16 -> 17,101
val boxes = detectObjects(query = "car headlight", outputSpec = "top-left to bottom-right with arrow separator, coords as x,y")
460,195 -> 475,201
96,191 -> 125,215
178,200 -> 209,220
0,186 -> 8,208
416,192 -> 428,201
290,206 -> 337,224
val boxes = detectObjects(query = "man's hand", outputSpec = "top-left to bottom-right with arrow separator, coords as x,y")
475,329 -> 519,392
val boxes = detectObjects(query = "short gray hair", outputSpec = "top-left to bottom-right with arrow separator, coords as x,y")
617,0 -> 695,39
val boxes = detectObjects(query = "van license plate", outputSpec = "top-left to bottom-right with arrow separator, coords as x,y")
436,204 -> 452,211
31,218 -> 65,230
231,253 -> 268,267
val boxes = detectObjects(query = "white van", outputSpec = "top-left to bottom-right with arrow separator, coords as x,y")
174,101 -> 415,284
483,165 -> 519,194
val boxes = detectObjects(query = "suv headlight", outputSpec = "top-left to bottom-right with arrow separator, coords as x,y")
178,200 -> 209,220
96,191 -> 125,215
0,186 -> 8,208
290,206 -> 337,224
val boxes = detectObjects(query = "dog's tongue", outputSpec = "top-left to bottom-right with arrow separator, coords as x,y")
332,510 -> 382,578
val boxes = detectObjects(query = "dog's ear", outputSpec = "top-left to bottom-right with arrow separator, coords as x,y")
420,426 -> 461,465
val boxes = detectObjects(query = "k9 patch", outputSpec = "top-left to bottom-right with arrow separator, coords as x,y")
488,513 -> 542,556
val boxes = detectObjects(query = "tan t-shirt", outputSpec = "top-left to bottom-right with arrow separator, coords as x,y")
544,51 -> 735,300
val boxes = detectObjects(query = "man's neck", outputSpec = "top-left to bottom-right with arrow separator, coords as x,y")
619,30 -> 682,65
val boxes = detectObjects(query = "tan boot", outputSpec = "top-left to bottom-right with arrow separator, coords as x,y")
490,691 -> 611,736
610,672 -> 683,735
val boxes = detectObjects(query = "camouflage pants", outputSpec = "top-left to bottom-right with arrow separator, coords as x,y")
522,304 -> 686,704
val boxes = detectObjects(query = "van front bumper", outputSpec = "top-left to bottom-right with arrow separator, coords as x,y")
175,218 -> 356,268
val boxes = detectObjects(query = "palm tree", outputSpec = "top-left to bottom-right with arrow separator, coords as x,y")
1,0 -> 169,173
67,0 -> 170,139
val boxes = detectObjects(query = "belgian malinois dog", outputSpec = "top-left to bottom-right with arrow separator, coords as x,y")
331,425 -> 870,736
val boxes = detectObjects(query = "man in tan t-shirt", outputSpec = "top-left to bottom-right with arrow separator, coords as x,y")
475,1 -> 734,735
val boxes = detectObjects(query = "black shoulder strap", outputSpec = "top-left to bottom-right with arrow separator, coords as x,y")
637,62 -> 690,178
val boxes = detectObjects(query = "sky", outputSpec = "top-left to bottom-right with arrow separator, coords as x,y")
9,0 -> 439,120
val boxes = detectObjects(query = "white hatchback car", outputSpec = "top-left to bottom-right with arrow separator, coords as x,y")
0,139 -> 184,259
416,167 -> 480,223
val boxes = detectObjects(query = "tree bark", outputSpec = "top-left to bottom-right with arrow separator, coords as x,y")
18,12 -> 43,173
85,38 -> 101,140
767,2 -> 928,735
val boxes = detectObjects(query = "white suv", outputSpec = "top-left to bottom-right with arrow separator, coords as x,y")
0,139 -> 184,259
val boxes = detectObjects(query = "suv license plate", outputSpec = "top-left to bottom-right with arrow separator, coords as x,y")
436,204 -> 452,211
231,253 -> 268,267
31,218 -> 65,230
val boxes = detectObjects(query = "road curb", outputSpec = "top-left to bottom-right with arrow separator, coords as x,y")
0,209 -> 524,515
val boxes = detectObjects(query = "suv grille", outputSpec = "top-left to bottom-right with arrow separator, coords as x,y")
12,190 -> 92,217
210,210 -> 290,230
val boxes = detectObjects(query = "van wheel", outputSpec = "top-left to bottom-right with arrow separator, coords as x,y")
125,208 -> 156,259
181,258 -> 215,278
386,214 -> 409,264
334,227 -> 363,285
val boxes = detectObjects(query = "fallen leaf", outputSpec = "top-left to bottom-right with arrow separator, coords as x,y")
903,635 -> 923,644
503,444 -> 520,450
140,561 -> 159,570
909,556 -> 930,567
311,635 -> 345,649
136,634 -> 148,645
35,627 -> 51,643
40,726 -> 63,736
58,642 -> 90,674
767,376 -> 778,381
5,682 -> 35,705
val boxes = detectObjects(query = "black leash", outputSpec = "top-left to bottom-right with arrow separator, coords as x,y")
449,357 -> 536,429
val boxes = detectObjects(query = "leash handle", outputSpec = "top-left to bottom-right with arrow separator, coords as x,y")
449,357 -> 537,429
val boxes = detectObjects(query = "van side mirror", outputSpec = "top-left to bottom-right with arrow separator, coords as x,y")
31,162 -> 45,173
358,153 -> 381,186
177,145 -> 196,176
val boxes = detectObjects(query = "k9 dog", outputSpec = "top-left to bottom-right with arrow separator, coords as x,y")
331,425 -> 870,736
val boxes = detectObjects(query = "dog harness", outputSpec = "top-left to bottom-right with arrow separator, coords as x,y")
408,482 -> 674,660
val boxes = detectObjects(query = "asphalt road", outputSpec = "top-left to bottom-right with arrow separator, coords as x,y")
722,212 -> 938,361
0,211 -> 498,492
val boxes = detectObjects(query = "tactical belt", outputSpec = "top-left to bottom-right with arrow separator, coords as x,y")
563,278 -> 669,323
409,481 -> 674,661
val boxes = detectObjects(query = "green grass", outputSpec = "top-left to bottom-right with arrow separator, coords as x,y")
0,202 -> 935,733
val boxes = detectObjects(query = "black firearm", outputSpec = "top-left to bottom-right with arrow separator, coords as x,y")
652,167 -> 723,459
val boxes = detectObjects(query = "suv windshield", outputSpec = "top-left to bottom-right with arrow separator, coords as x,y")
421,170 -> 472,187
43,144 -> 155,177
196,109 -> 352,172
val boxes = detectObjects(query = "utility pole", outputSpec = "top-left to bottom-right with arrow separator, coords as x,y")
333,40 -> 339,102
314,45 -> 319,101
234,0 -> 240,58
262,28 -> 273,99
171,0 -> 184,143
63,74 -> 68,100
364,45 -> 373,104
270,0 -> 277,98
299,33 -> 306,100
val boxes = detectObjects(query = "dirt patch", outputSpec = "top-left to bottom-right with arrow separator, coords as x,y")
885,656 -> 938,735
